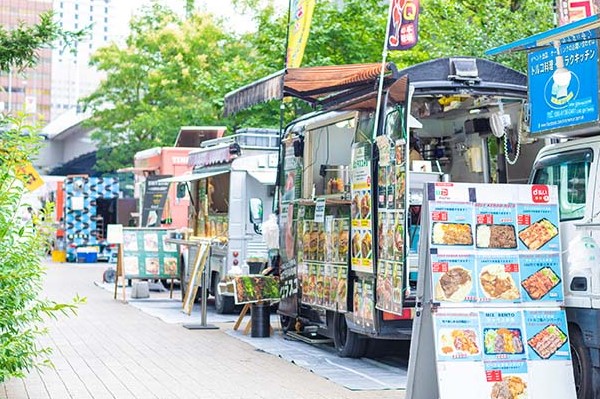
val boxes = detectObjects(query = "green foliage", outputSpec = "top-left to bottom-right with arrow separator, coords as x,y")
84,0 -> 554,171
0,116 -> 85,383
81,4 -> 264,172
0,11 -> 85,73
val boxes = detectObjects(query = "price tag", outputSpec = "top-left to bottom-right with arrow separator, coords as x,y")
432,262 -> 449,273
517,214 -> 531,225
431,211 -> 448,221
314,198 -> 326,223
485,369 -> 503,382
477,214 -> 493,224
504,263 -> 519,273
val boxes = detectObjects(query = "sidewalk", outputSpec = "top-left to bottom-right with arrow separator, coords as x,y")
0,260 -> 406,399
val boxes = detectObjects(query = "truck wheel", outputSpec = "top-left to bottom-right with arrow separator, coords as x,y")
280,315 -> 295,333
215,292 -> 235,314
333,313 -> 367,358
570,327 -> 593,399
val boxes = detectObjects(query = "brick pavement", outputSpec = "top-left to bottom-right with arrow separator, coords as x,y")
0,260 -> 406,399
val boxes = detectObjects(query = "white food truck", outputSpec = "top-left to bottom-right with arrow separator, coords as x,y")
164,129 -> 279,313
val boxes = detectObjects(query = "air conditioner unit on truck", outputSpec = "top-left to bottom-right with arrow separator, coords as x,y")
485,14 -> 600,399
228,58 -> 541,357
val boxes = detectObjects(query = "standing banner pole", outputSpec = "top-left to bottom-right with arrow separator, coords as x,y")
371,0 -> 395,141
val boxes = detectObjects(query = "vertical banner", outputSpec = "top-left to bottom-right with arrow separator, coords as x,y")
387,0 -> 420,51
287,0 -> 316,68
141,175 -> 171,227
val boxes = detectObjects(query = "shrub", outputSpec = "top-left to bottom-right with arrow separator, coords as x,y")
0,115 -> 84,382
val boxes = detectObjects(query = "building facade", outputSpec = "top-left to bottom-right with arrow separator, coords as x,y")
0,0 -> 53,123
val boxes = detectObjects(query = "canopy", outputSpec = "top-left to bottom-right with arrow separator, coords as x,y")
486,14 -> 600,56
223,63 -> 401,116
157,167 -> 230,184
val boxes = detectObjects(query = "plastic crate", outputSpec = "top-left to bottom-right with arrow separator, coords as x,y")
77,252 -> 98,263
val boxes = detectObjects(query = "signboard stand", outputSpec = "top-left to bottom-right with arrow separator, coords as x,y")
407,182 -> 577,399
181,241 -> 218,330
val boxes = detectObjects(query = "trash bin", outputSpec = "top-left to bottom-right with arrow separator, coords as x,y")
251,302 -> 271,338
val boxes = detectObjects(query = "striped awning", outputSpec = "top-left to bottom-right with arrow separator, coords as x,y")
223,62 -> 400,116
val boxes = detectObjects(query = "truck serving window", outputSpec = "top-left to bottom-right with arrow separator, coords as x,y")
531,149 -> 592,221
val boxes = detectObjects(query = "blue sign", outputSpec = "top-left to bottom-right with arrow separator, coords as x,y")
528,31 -> 598,134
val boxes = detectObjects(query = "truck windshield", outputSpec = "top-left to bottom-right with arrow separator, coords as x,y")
531,149 -> 592,221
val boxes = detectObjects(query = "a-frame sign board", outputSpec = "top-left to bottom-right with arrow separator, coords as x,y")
406,182 -> 577,399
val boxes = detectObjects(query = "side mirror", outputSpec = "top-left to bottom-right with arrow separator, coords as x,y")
249,198 -> 264,225
176,182 -> 187,199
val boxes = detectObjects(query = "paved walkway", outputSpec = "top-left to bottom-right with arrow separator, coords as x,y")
1,261 -> 405,399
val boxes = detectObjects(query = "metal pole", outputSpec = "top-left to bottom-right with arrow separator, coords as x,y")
183,241 -> 218,330
371,0 -> 394,141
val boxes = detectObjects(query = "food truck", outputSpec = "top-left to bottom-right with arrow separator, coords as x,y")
486,14 -> 600,399
229,58 -> 540,357
124,146 -> 201,228
168,129 -> 279,313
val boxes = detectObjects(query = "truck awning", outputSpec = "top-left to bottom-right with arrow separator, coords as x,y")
247,169 -> 277,185
486,14 -> 600,56
223,63 -> 401,116
158,167 -> 230,183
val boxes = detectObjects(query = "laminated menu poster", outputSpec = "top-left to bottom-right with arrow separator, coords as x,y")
480,310 -> 526,361
350,143 -> 373,273
516,203 -> 560,252
474,203 -> 517,250
431,253 -> 477,304
484,360 -> 529,399
351,278 -> 376,331
519,253 -> 563,303
434,311 -> 482,362
376,260 -> 404,314
429,202 -> 474,249
524,309 -> 570,361
122,228 -> 179,278
477,254 -> 521,303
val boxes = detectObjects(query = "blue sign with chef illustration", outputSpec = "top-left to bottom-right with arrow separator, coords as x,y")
528,30 -> 598,134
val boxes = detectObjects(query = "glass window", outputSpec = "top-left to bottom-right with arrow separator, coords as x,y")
531,149 -> 592,221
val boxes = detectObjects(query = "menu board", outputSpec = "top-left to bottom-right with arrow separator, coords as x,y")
122,228 -> 179,279
376,137 -> 406,314
232,275 -> 280,305
296,204 -> 350,312
350,143 -> 373,273
281,138 -> 302,203
406,183 -> 577,399
351,278 -> 376,331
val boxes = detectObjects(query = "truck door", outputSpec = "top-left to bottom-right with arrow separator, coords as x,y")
530,148 -> 596,303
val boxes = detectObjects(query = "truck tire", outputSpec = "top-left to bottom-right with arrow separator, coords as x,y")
333,313 -> 367,358
212,275 -> 235,314
570,327 -> 593,399
280,315 -> 296,333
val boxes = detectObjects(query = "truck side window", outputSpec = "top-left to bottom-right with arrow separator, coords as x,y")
531,149 -> 592,221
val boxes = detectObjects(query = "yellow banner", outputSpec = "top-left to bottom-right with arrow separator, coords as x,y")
16,162 -> 44,192
287,0 -> 316,68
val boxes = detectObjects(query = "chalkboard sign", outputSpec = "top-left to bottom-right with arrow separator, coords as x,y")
121,227 -> 179,279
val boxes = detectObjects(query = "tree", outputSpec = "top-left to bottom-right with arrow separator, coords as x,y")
224,0 -> 555,126
0,11 -> 82,72
81,4 -> 262,172
0,11 -> 84,383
